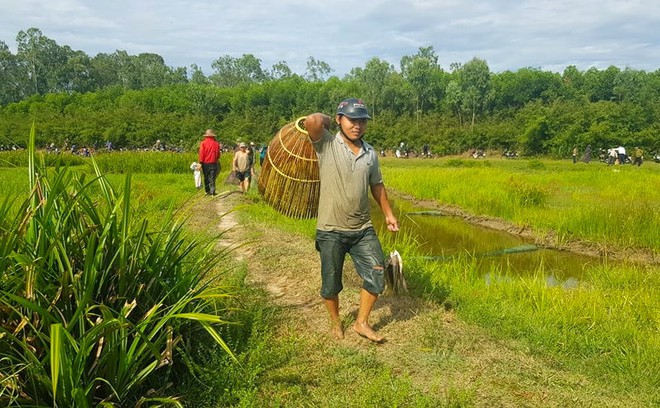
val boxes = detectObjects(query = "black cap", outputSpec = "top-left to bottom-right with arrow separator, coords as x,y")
337,98 -> 371,119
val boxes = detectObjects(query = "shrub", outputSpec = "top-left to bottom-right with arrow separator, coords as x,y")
0,127 -> 234,407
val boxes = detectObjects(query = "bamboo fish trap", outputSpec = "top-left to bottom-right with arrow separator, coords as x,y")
258,117 -> 320,218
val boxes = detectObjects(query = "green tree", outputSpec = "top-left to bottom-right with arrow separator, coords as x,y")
400,46 -> 443,121
189,63 -> 210,85
304,56 -> 333,82
133,53 -> 187,88
457,57 -> 491,129
445,80 -> 463,127
349,57 -> 395,118
519,115 -> 550,155
89,52 -> 122,89
269,60 -> 294,80
491,68 -> 561,109
582,65 -> 619,102
16,28 -> 69,95
559,65 -> 585,100
210,54 -> 268,87
613,67 -> 644,103
61,49 -> 94,93
0,41 -> 25,104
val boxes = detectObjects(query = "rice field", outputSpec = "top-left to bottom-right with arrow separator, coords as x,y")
374,156 -> 660,400
380,157 -> 660,256
2,149 -> 658,406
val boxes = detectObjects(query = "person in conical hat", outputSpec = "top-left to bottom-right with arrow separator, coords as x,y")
303,98 -> 399,343
198,129 -> 221,195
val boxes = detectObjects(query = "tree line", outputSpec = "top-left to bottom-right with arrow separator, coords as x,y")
1,27 -> 658,157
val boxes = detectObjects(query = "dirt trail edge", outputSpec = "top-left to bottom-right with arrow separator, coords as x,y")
198,191 -> 639,407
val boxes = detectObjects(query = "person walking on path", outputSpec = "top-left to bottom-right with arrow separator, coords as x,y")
303,98 -> 399,343
232,142 -> 251,193
198,129 -> 221,196
572,146 -> 578,164
190,161 -> 202,189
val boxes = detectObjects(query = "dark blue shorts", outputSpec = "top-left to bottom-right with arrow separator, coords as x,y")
315,227 -> 385,298
236,170 -> 250,181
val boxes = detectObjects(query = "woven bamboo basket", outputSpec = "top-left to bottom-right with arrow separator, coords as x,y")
258,117 -> 320,218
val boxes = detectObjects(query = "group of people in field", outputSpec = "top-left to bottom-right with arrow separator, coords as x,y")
573,145 -> 645,166
191,130 -> 258,196
45,139 -> 191,154
393,142 -> 434,158
192,98 -> 398,344
605,145 -> 645,166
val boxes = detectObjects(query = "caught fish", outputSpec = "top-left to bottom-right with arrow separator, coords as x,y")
384,250 -> 407,295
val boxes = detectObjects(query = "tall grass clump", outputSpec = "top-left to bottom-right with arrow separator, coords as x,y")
0,127 -> 235,407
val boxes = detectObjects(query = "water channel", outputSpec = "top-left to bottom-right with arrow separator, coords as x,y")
372,197 -> 600,288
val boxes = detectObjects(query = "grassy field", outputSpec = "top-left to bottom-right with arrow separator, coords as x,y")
380,157 -> 660,398
1,151 -> 658,407
380,157 -> 660,256
223,188 -> 659,407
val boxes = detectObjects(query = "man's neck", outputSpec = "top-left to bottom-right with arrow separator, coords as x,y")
339,131 -> 363,154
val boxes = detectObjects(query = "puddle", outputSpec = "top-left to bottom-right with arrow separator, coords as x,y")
372,198 -> 600,283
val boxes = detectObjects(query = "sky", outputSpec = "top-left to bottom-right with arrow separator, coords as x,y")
1,0 -> 659,78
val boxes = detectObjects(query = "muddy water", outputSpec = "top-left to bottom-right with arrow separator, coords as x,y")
371,198 -> 598,285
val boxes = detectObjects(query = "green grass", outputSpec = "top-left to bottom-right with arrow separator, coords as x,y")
374,157 -> 660,400
0,137 -> 237,406
235,157 -> 660,404
2,150 -> 658,406
381,157 -> 660,255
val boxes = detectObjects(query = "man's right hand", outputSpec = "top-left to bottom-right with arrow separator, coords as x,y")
304,113 -> 331,142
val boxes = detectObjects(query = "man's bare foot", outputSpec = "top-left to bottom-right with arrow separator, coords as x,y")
331,324 -> 344,340
353,322 -> 384,343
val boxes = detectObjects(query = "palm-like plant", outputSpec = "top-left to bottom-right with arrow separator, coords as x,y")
0,125 -> 235,407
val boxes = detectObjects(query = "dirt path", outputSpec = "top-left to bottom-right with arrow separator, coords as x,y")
195,191 -> 639,407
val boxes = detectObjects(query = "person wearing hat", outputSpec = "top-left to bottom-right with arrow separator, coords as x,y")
198,129 -> 221,196
232,142 -> 252,193
303,98 -> 399,343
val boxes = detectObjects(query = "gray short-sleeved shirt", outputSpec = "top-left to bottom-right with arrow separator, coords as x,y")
312,129 -> 383,231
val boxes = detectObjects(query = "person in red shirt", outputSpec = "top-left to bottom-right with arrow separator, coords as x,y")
198,129 -> 222,196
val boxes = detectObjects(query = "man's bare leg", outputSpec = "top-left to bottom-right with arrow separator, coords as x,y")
353,288 -> 384,343
323,295 -> 344,339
